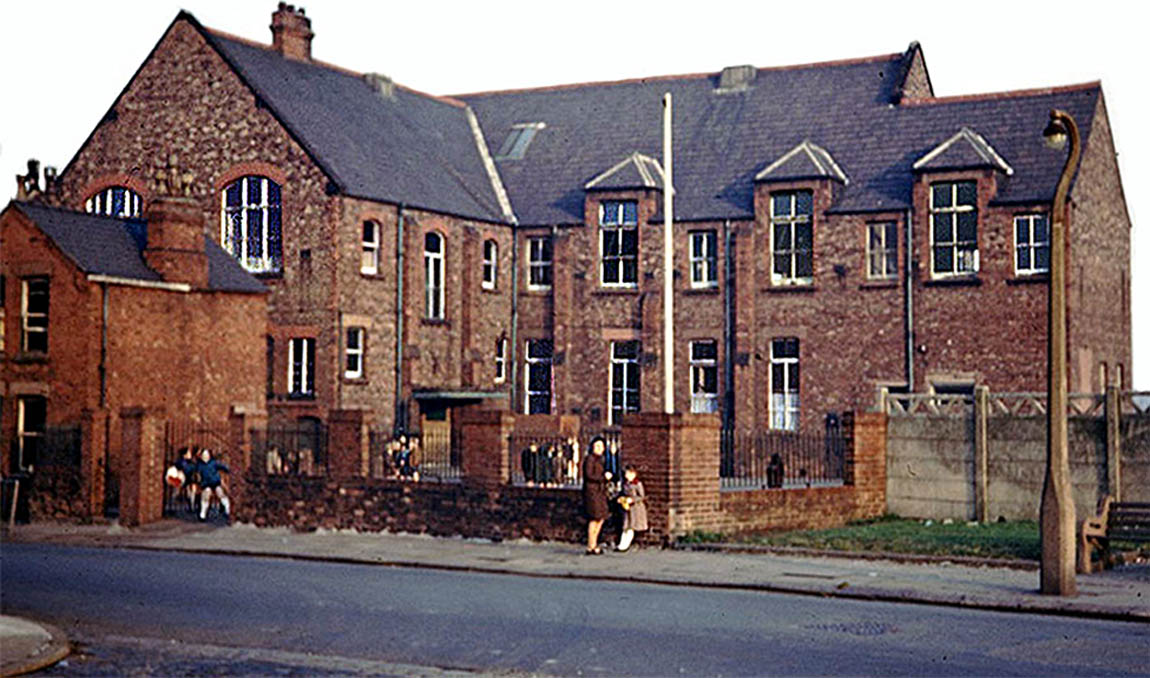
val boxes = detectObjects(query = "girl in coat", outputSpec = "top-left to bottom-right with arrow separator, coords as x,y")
582,436 -> 611,554
616,465 -> 648,552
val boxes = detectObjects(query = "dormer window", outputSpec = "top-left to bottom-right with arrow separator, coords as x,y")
86,186 -> 141,218
600,200 -> 638,287
221,176 -> 282,274
770,191 -> 813,285
930,181 -> 978,277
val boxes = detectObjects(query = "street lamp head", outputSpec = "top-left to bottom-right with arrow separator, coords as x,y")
1043,113 -> 1069,150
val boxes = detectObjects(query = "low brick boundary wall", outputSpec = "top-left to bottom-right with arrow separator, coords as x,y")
238,476 -> 588,543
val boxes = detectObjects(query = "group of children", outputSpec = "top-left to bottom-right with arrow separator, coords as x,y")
381,433 -> 422,481
519,437 -> 580,487
167,447 -> 231,522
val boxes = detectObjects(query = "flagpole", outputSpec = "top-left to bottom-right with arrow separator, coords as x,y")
663,92 -> 674,415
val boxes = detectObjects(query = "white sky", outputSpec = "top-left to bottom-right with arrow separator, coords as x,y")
1,0 -> 1144,388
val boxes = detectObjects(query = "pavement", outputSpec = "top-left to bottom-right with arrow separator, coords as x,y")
2,519 -> 1148,675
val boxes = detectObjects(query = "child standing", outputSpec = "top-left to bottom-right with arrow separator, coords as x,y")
197,449 -> 231,522
616,465 -> 648,552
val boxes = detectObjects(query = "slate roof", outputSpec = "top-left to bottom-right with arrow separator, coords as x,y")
459,55 -> 1098,223
7,202 -> 265,294
913,126 -> 1014,175
756,141 -> 849,184
198,23 -> 509,224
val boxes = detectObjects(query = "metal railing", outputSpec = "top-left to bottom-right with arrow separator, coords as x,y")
508,428 -> 623,488
720,428 -> 846,491
367,429 -> 462,483
251,423 -> 328,477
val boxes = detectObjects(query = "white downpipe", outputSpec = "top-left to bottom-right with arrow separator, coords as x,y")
663,93 -> 674,415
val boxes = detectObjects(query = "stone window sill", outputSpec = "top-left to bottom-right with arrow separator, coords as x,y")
924,276 -> 981,288
858,280 -> 898,290
1006,275 -> 1049,285
763,285 -> 817,294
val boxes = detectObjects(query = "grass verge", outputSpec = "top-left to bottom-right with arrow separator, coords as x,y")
682,515 -> 1041,561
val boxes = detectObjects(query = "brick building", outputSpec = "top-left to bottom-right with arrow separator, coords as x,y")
23,5 -> 1132,449
0,192 -> 267,517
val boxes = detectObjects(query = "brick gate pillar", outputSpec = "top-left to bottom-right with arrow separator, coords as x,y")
79,408 -> 109,518
328,409 -> 369,479
119,407 -> 165,527
460,410 -> 514,488
228,407 -> 266,510
622,413 -> 721,542
847,411 -> 887,517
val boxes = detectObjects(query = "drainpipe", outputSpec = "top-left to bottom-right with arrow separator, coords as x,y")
722,220 -> 735,431
99,282 -> 109,408
395,203 -> 406,434
509,226 -> 520,414
905,208 -> 915,392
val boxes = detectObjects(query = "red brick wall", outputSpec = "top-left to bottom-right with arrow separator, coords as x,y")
1068,95 -> 1133,391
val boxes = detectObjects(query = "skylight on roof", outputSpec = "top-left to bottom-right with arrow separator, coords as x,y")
496,122 -> 545,160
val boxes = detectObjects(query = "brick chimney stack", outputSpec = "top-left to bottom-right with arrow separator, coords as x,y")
143,197 -> 210,289
271,3 -> 313,61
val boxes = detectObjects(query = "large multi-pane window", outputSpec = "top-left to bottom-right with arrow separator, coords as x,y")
930,181 -> 978,276
524,339 -> 553,414
288,337 -> 315,398
424,232 -> 445,320
769,337 -> 800,431
689,340 -> 719,413
482,239 -> 498,290
17,396 -> 46,472
85,186 -> 141,218
527,236 -> 552,290
345,327 -> 365,379
600,200 -> 638,287
361,221 -> 380,275
221,175 -> 282,273
1014,214 -> 1050,275
21,277 -> 49,354
770,191 -> 813,284
609,340 -> 641,424
690,230 -> 718,288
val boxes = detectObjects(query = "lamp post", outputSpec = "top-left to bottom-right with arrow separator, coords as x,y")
1040,108 -> 1079,596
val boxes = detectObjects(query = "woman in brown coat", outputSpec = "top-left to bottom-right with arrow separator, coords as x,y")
582,436 -> 611,554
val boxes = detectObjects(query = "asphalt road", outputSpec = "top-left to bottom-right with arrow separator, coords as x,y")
2,543 -> 1148,677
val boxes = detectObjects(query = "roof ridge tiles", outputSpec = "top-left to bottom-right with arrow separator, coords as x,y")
452,52 -> 903,99
201,25 -> 470,109
901,80 -> 1101,106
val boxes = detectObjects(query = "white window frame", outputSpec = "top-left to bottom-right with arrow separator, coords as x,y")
769,338 -> 800,431
608,340 -> 641,425
482,239 -> 498,290
424,232 -> 445,320
1014,213 -> 1050,276
524,339 -> 553,414
689,340 -> 719,414
866,222 -> 899,280
527,236 -> 552,291
494,337 -> 507,384
770,191 -> 814,285
690,230 -> 718,288
345,327 -> 365,379
600,200 -> 639,288
929,181 -> 979,277
17,396 -> 46,472
221,175 -> 282,274
361,221 -> 380,275
288,337 -> 315,397
21,277 -> 49,354
85,186 -> 141,218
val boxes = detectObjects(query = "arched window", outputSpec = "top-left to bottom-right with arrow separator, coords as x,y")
221,176 -> 282,273
86,186 -> 141,218
482,239 -> 498,289
424,232 -> 444,320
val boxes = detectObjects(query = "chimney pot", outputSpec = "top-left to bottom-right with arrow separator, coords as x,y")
271,4 -> 313,61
